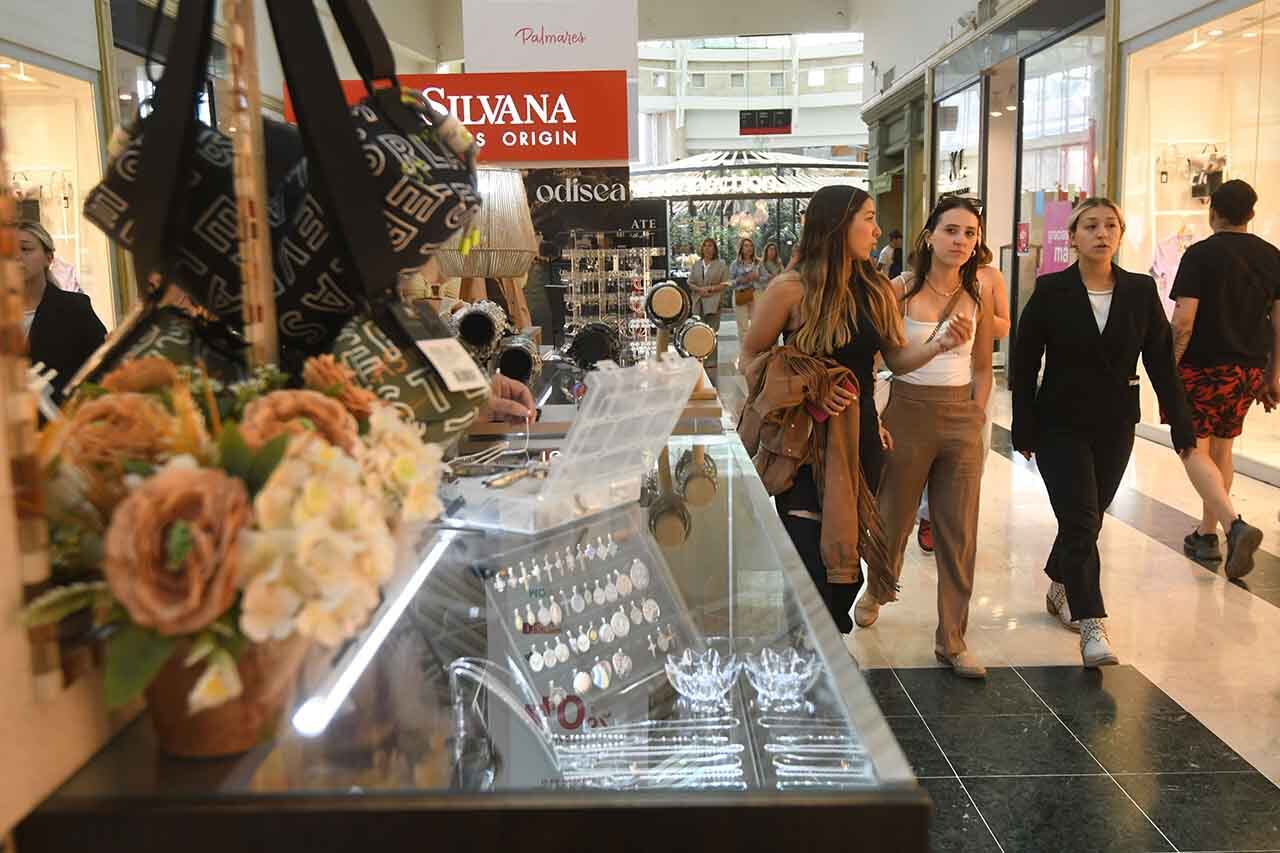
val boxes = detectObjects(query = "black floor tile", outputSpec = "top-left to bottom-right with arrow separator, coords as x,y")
1061,711 -> 1256,774
1117,772 -> 1280,851
921,778 -> 1000,853
927,714 -> 1098,777
895,667 -> 1047,716
861,668 -> 917,716
1015,665 -> 1184,717
965,775 -> 1174,853
886,716 -> 952,779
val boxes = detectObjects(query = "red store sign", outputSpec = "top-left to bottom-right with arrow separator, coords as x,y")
285,70 -> 628,164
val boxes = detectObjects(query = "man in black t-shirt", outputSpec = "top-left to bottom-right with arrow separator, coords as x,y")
1169,180 -> 1279,578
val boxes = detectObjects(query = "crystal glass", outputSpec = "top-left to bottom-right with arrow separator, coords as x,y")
745,648 -> 822,711
664,648 -> 742,711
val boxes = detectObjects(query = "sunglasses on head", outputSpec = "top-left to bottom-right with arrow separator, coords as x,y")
934,194 -> 985,217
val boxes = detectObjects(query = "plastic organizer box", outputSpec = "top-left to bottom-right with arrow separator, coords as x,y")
444,354 -> 702,533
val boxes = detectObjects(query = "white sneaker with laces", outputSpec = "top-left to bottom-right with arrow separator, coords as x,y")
1080,618 -> 1119,668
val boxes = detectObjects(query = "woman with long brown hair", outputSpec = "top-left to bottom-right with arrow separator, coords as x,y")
742,187 -> 973,636
856,196 -> 995,678
688,237 -> 729,380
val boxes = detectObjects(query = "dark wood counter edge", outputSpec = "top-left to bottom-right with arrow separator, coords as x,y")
19,787 -> 931,852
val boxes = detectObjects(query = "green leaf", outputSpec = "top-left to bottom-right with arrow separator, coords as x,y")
23,582 -> 108,628
76,382 -> 109,402
247,434 -> 289,496
122,459 -> 156,477
104,624 -> 176,708
183,632 -> 217,667
165,521 -> 194,572
217,422 -> 253,480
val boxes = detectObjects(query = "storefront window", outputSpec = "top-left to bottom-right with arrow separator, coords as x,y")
1011,21 -> 1108,325
934,82 -> 982,201
1122,0 -> 1280,475
1,53 -> 117,329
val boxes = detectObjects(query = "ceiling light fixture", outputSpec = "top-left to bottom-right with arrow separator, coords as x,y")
1006,104 -> 1018,111
119,92 -> 133,101
990,110 -> 1003,117
1243,31 -> 1259,38
1208,28 -> 1224,36
0,62 -> 11,70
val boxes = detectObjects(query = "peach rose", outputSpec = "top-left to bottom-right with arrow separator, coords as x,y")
104,467 -> 250,636
302,355 -> 381,421
63,393 -> 178,475
239,390 -> 359,454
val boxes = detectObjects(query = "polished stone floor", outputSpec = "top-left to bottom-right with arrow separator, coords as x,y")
713,318 -> 1280,852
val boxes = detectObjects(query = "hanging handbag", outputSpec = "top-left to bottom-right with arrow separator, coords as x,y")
265,0 -> 490,443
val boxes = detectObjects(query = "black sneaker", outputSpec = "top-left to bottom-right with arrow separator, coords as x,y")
1225,518 -> 1263,580
1183,530 -> 1222,562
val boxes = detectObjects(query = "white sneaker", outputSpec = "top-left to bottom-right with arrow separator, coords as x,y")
1080,619 -> 1119,668
1045,582 -> 1079,633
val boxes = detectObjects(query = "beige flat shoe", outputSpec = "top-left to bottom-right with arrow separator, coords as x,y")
854,592 -> 880,628
935,650 -> 987,679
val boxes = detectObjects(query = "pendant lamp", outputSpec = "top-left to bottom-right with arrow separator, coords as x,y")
435,168 -> 537,278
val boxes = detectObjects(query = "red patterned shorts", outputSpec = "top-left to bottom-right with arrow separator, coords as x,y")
1176,364 -> 1266,439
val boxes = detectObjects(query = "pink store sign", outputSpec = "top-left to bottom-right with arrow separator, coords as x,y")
1040,200 -> 1074,275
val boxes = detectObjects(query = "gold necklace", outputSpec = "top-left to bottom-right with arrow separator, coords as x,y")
926,278 -> 961,298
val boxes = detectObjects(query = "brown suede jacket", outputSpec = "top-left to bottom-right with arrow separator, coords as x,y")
739,345 -> 895,602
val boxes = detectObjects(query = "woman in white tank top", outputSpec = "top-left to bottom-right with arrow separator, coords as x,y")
855,197 -> 995,679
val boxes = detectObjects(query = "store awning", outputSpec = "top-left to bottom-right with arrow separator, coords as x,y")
631,150 -> 868,175
631,171 -> 866,201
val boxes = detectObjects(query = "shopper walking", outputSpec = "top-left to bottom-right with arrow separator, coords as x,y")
877,230 -> 905,279
18,221 -> 106,399
857,196 -> 995,678
741,186 -> 973,637
730,238 -> 761,339
688,237 -> 729,380
914,240 -> 1011,554
1169,180 -> 1276,578
761,241 -> 784,288
1012,198 -> 1196,668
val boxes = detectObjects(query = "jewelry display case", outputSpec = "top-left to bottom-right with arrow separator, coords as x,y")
18,437 -> 929,852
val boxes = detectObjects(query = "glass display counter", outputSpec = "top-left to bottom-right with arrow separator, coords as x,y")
18,437 -> 929,852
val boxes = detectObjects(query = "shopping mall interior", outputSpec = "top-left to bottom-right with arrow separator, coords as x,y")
0,0 -> 1277,851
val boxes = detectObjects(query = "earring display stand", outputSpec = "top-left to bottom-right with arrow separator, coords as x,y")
564,230 -> 663,366
481,508 -> 702,730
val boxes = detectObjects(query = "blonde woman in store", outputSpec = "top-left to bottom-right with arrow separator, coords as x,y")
730,237 -> 762,337
856,196 -> 995,679
741,186 -> 973,637
688,237 -> 729,379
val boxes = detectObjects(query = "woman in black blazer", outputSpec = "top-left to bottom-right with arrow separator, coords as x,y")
19,222 -> 107,399
1012,198 -> 1195,669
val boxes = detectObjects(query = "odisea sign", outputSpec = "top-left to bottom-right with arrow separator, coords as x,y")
287,70 -> 629,165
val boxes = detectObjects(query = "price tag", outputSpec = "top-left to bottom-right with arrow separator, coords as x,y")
416,338 -> 489,393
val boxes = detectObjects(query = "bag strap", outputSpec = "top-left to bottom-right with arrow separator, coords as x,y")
265,0 -> 399,304
325,0 -> 398,89
130,0 -> 217,290
924,287 -> 967,345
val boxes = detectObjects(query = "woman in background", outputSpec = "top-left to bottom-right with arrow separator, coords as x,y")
688,237 -> 729,381
18,221 -> 106,399
761,241 -> 784,289
730,238 -> 761,338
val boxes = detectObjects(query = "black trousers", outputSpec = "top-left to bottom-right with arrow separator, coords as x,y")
1035,425 -> 1135,621
777,433 -> 883,634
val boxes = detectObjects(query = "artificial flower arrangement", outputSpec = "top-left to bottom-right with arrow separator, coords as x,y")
23,354 -> 445,755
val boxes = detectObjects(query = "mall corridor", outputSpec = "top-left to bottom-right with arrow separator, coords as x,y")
718,320 -> 1280,852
